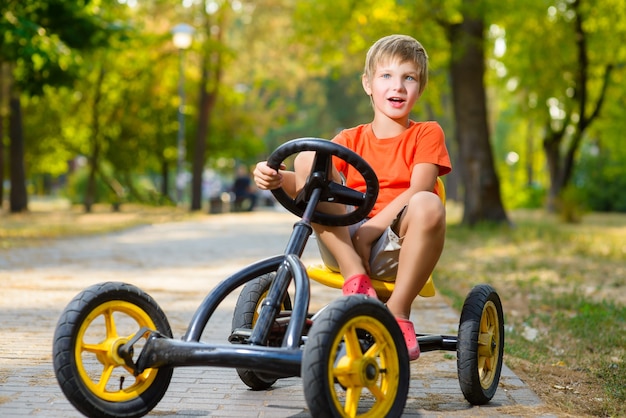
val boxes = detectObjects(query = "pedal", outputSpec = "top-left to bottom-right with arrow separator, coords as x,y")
228,328 -> 252,344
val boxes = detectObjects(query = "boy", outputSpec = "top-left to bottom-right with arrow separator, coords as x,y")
253,34 -> 451,360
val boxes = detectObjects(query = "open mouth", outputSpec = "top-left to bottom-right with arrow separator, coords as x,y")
388,97 -> 405,105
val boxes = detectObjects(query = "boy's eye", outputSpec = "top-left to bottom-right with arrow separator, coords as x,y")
406,75 -> 416,81
381,73 -> 391,79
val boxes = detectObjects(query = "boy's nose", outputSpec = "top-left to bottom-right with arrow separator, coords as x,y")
392,77 -> 406,91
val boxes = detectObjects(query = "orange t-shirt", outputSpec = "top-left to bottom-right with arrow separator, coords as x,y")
333,121 -> 452,217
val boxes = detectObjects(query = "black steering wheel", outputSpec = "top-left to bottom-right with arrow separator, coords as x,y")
267,138 -> 378,226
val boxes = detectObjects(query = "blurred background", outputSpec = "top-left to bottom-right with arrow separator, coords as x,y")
2,3 -> 625,415
1,0 -> 625,224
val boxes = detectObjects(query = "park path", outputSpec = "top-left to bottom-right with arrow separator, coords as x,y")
0,209 -> 554,417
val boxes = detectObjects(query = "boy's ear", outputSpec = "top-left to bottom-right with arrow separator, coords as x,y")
362,74 -> 372,96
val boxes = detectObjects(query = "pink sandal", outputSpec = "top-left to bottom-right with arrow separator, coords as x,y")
342,274 -> 377,299
397,318 -> 420,361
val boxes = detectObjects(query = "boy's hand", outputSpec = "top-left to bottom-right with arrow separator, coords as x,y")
352,237 -> 372,276
352,225 -> 382,276
253,161 -> 285,190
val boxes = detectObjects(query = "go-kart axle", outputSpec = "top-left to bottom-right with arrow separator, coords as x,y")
417,334 -> 458,352
129,332 -> 302,378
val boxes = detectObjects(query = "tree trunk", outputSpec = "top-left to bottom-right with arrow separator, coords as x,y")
543,130 -> 563,211
84,66 -> 106,213
9,93 -> 28,213
190,5 -> 226,212
524,120 -> 535,187
0,62 -> 8,209
160,159 -> 170,202
447,10 -> 508,226
190,80 -> 219,212
191,69 -> 214,211
0,110 -> 4,209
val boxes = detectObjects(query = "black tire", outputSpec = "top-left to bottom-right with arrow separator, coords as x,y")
53,282 -> 173,418
302,296 -> 409,417
457,284 -> 504,405
231,273 -> 293,390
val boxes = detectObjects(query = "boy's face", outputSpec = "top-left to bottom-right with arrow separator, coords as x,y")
362,58 -> 422,123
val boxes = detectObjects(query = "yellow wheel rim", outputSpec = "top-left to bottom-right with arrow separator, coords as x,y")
252,290 -> 287,325
327,315 -> 400,417
74,300 -> 160,402
477,300 -> 500,389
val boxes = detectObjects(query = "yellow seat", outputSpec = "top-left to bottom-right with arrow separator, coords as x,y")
306,264 -> 437,300
306,178 -> 445,301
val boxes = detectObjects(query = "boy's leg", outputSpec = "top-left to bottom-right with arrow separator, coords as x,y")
294,152 -> 368,281
385,191 -> 446,320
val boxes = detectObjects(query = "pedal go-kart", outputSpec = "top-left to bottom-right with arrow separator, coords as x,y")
53,138 -> 505,418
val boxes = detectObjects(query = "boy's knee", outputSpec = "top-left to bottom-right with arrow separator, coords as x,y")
408,192 -> 445,229
294,150 -> 342,184
294,151 -> 315,173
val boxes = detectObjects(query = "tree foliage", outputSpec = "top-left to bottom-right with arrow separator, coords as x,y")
492,0 -> 626,211
1,0 -> 625,218
1,0 -> 120,212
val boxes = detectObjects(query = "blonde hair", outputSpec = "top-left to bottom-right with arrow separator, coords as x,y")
364,34 -> 429,95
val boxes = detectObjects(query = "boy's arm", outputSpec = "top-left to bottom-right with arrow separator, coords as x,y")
353,163 -> 439,253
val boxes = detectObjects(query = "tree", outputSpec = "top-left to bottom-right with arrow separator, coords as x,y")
495,0 -> 626,211
0,0 -> 112,212
542,0 -> 616,210
187,0 -> 271,211
441,0 -> 509,225
188,2 -> 230,211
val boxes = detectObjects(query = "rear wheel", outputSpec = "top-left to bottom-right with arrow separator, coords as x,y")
302,296 -> 409,417
53,282 -> 173,418
457,284 -> 504,405
231,273 -> 293,390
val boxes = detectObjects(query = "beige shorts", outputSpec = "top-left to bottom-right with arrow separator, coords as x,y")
315,207 -> 405,282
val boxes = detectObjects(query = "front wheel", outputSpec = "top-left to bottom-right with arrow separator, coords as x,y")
231,273 -> 293,390
457,284 -> 504,405
302,295 -> 409,417
53,282 -> 173,418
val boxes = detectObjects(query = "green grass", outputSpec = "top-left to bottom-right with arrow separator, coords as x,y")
504,293 -> 625,416
437,208 -> 626,416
